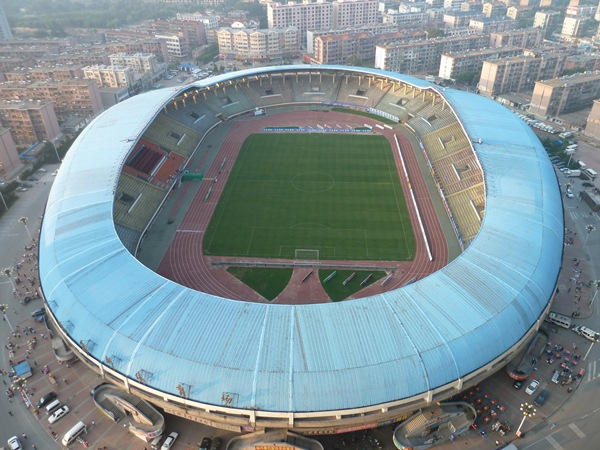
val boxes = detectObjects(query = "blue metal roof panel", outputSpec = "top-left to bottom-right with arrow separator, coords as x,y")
39,66 -> 563,414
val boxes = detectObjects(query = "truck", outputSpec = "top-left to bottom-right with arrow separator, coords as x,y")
566,169 -> 581,177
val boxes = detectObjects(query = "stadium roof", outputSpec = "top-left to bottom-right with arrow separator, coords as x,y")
39,65 -> 563,414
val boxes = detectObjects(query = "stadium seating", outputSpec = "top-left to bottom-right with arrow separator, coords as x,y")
141,114 -> 202,158
336,75 -> 390,108
199,82 -> 255,117
240,74 -> 295,107
163,100 -> 219,134
113,173 -> 167,234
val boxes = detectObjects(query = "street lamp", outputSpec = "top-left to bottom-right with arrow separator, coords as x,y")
43,139 -> 61,163
583,224 -> 596,248
516,402 -> 536,437
591,280 -> 600,308
1,266 -> 15,291
0,303 -> 13,332
18,216 -> 32,241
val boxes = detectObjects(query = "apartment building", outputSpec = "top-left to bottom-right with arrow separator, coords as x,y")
443,11 -> 484,28
332,0 -> 379,28
38,52 -> 111,68
0,128 -> 21,181
4,66 -> 85,83
83,65 -> 135,88
144,19 -> 207,47
506,6 -> 534,21
529,72 -> 600,117
0,80 -> 103,122
478,52 -> 568,96
382,7 -> 428,25
482,2 -> 507,18
489,28 -> 543,48
100,39 -> 170,63
533,11 -> 561,30
176,12 -> 219,43
469,16 -> 516,33
439,46 -> 522,80
109,53 -> 158,74
155,33 -> 189,58
375,35 -> 490,74
561,16 -> 583,38
0,101 -> 60,146
310,28 -> 426,64
307,23 -> 398,53
268,0 -> 334,46
217,27 -> 300,61
311,32 -> 374,65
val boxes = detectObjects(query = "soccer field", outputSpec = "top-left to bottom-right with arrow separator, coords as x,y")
203,133 -> 416,261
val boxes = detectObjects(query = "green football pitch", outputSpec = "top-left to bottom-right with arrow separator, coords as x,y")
203,133 -> 416,261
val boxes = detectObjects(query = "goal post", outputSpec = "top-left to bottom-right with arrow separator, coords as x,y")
294,249 -> 320,261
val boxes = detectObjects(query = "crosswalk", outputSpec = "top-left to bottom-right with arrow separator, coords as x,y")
586,359 -> 600,382
568,211 -> 600,221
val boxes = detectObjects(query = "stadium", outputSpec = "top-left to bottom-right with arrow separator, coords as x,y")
39,65 -> 563,435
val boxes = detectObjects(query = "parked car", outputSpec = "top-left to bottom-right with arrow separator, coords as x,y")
16,187 -> 27,192
525,379 -> 540,395
31,308 -> 46,317
48,405 -> 70,424
161,432 -> 179,450
513,379 -> 524,389
534,389 -> 549,406
7,436 -> 22,450
199,437 -> 212,450
36,391 -> 57,408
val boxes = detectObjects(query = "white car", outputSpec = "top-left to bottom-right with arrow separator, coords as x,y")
161,431 -> 179,450
7,436 -> 22,450
525,379 -> 540,395
48,404 -> 70,424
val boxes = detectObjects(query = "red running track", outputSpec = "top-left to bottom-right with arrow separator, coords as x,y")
157,111 -> 449,304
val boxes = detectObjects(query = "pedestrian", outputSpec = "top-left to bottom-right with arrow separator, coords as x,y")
32,445 -> 37,449
21,432 -> 26,439
91,420 -> 95,426
8,410 -> 12,416
62,378 -> 68,384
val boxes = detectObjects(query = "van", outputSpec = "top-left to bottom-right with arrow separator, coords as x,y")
45,398 -> 61,414
546,311 -> 571,329
585,168 -> 597,180
572,325 -> 600,341
62,421 -> 87,446
551,370 -> 560,384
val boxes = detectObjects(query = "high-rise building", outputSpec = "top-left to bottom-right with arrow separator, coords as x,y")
0,127 -> 21,182
268,0 -> 334,46
375,35 -> 490,74
83,65 -> 135,89
217,27 -> 300,61
529,72 -> 600,117
0,0 -> 13,40
478,52 -> 568,96
439,46 -> 522,80
0,80 -> 103,122
109,53 -> 159,74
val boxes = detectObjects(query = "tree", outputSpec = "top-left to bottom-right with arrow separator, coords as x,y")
426,27 -> 445,39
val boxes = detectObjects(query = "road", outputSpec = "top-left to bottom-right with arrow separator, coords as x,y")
0,165 -> 59,449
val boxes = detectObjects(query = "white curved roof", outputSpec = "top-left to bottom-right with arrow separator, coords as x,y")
39,66 -> 563,413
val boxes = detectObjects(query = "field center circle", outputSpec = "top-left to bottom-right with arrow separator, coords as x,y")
291,172 -> 335,193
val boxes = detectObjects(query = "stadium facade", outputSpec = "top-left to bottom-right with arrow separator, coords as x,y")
39,65 -> 563,434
